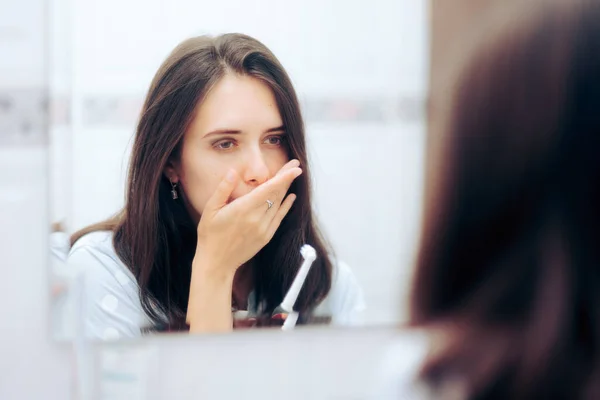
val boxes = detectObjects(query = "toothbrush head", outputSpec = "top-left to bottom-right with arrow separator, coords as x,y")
300,244 -> 317,262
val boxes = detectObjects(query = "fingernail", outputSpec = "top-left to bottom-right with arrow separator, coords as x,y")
225,170 -> 236,183
290,159 -> 300,167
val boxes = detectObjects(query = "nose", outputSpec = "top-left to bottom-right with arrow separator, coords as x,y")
242,147 -> 270,187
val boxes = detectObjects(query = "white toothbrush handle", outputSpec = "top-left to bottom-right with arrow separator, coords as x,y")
280,257 -> 315,312
281,312 -> 299,330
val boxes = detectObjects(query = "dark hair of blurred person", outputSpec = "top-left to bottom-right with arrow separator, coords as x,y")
410,1 -> 600,398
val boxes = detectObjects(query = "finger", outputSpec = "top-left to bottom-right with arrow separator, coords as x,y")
234,166 -> 301,210
264,193 -> 297,239
203,169 -> 239,215
244,167 -> 302,211
264,198 -> 276,213
274,159 -> 300,177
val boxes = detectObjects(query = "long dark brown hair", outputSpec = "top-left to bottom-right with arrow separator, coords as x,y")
411,1 -> 600,399
72,33 -> 333,330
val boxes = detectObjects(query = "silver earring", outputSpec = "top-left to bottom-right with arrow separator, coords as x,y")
170,179 -> 179,200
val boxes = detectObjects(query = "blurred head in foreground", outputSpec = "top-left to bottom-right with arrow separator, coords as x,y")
411,1 -> 600,398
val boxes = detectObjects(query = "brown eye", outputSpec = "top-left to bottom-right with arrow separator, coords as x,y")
214,140 -> 235,150
265,135 -> 284,146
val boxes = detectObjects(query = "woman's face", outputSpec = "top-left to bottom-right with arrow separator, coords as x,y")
167,73 -> 290,223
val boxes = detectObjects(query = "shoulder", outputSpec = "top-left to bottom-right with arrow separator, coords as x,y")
330,260 -> 365,307
68,230 -> 137,292
70,230 -> 115,257
67,230 -> 146,339
332,260 -> 360,289
314,259 -> 366,325
68,231 -> 134,284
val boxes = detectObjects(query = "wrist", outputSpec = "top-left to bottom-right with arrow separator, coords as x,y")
187,258 -> 235,331
191,254 -> 236,284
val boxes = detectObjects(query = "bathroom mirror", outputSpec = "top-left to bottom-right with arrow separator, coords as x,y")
49,0 -> 428,341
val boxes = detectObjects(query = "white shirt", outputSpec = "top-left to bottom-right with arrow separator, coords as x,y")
65,231 -> 366,340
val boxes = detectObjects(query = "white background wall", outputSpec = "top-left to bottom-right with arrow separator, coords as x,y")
1,0 -> 429,398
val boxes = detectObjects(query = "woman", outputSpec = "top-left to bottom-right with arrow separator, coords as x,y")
409,1 -> 600,398
67,33 -> 365,339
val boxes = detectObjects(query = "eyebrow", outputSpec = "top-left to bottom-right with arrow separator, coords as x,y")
203,125 -> 286,138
